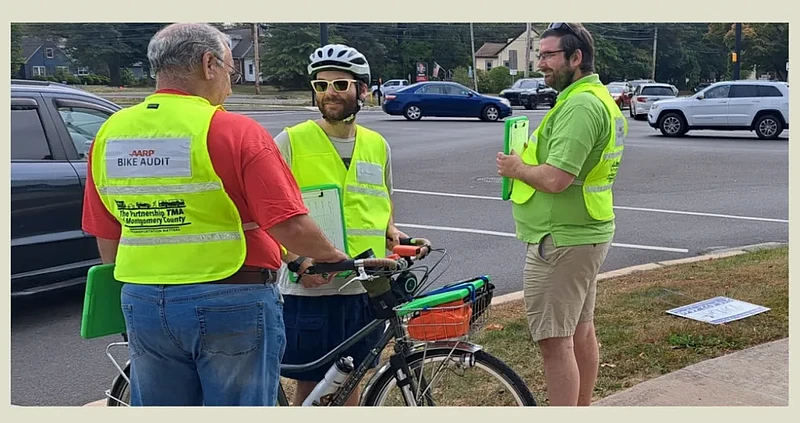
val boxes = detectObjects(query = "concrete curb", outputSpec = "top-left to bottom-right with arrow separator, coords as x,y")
81,241 -> 786,406
490,241 -> 786,306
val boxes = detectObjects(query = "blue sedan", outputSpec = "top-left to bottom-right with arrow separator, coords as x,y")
381,81 -> 513,122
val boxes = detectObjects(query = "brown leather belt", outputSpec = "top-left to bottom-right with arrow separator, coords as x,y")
210,265 -> 278,285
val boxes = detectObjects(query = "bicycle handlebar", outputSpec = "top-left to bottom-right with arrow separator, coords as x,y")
305,237 -> 432,275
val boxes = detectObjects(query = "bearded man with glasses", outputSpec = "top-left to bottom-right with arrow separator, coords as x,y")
272,44 -> 405,406
496,22 -> 627,406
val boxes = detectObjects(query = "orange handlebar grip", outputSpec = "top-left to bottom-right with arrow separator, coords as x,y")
393,245 -> 420,257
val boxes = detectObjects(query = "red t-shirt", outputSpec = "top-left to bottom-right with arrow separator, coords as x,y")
81,89 -> 308,270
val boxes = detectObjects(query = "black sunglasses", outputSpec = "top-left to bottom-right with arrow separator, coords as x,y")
547,22 -> 586,56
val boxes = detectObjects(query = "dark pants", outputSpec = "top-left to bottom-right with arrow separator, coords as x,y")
279,293 -> 382,381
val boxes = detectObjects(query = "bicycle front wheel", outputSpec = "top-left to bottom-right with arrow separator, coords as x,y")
361,347 -> 536,406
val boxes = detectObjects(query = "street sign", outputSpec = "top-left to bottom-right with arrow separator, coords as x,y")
510,69 -> 517,76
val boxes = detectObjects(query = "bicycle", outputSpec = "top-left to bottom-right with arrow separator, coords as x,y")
103,237 -> 537,407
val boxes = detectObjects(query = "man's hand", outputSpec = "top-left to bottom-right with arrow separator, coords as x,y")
496,150 -> 524,179
386,224 -> 408,251
296,258 -> 330,288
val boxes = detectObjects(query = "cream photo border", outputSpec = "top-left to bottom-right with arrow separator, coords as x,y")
2,2 -> 796,421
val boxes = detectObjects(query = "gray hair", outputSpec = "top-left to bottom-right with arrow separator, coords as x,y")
147,23 -> 230,80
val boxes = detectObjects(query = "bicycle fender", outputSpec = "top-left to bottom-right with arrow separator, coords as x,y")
358,341 -> 484,405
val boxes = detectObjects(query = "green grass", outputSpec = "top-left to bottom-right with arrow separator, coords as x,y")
469,246 -> 788,405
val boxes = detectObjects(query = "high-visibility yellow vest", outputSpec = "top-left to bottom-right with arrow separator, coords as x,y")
286,120 -> 392,258
91,93 -> 259,284
510,82 -> 626,221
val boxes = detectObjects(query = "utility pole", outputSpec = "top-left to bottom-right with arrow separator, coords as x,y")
651,26 -> 658,81
524,22 -> 531,78
312,24 -> 330,106
320,23 -> 328,46
470,22 -> 478,91
733,23 -> 742,80
252,23 -> 260,95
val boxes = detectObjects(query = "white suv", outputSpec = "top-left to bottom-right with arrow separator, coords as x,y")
647,80 -> 789,139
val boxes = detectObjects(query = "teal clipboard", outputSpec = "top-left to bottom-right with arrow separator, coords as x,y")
80,263 -> 127,339
290,184 -> 351,283
501,116 -> 530,201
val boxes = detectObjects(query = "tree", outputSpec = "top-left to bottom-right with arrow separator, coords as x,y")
261,23 -> 345,89
11,23 -> 26,77
707,23 -> 788,80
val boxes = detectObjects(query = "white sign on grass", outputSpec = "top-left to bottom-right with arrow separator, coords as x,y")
666,296 -> 769,325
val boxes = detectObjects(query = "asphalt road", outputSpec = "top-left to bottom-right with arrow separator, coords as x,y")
10,107 -> 789,406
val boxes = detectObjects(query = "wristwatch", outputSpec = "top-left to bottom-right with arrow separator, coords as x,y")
287,256 -> 308,273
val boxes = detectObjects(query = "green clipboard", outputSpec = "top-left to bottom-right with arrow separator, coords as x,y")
80,263 -> 127,339
501,116 -> 530,201
290,184 -> 351,283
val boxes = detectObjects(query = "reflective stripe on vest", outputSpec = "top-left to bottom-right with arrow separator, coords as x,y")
509,82 -> 626,221
91,93 -> 252,284
287,120 -> 392,258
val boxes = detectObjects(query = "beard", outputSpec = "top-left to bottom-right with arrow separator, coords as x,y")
546,65 -> 578,92
318,95 -> 359,122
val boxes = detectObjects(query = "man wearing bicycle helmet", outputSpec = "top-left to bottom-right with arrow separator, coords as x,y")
273,44 -> 404,406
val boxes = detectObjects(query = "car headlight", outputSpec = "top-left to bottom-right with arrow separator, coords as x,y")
650,103 -> 659,110
499,90 -> 507,95
500,98 -> 511,106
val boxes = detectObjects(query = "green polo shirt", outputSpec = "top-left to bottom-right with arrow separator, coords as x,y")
512,74 -> 616,247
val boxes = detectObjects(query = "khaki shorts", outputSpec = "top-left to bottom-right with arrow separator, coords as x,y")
523,234 -> 611,342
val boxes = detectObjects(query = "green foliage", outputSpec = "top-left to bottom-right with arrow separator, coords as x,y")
451,66 -> 472,87
261,23 -> 346,89
11,23 -> 26,76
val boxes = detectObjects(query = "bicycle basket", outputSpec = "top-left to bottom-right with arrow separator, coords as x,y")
405,299 -> 473,341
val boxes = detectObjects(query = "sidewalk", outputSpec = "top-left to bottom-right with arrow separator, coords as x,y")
594,337 -> 788,406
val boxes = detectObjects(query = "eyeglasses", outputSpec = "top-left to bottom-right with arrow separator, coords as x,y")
311,79 -> 356,93
214,55 -> 243,84
537,49 -> 566,61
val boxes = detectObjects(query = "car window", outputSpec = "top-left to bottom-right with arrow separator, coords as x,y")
11,107 -> 53,161
730,85 -> 759,98
703,85 -> 730,99
445,85 -> 472,96
518,80 -> 539,89
416,85 -> 446,94
757,85 -> 783,97
607,86 -> 624,93
55,106 -> 112,160
640,86 -> 675,96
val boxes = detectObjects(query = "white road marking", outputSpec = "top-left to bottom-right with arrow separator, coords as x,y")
395,223 -> 690,253
393,188 -> 788,223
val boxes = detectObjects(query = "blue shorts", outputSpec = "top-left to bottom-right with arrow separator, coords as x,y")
280,293 -> 382,382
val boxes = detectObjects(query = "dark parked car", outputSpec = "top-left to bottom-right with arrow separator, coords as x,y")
498,78 -> 542,106
11,79 -> 122,298
382,81 -> 513,122
518,78 -> 558,110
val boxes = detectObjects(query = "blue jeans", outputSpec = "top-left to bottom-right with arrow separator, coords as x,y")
120,282 -> 286,406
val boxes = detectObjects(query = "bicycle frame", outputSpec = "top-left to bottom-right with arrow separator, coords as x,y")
103,242 -> 496,407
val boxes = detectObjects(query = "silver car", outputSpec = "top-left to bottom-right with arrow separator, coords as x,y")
630,82 -> 679,120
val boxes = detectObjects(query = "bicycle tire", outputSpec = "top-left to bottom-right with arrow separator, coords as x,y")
106,363 -> 292,406
107,362 -> 131,406
361,348 -> 536,406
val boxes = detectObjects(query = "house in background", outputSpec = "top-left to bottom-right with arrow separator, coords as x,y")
225,28 -> 261,84
16,37 -> 77,79
475,29 -> 541,75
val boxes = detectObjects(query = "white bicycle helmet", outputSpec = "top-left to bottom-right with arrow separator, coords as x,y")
308,44 -> 371,84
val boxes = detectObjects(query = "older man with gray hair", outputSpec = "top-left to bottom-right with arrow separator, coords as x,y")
81,22 -> 348,406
